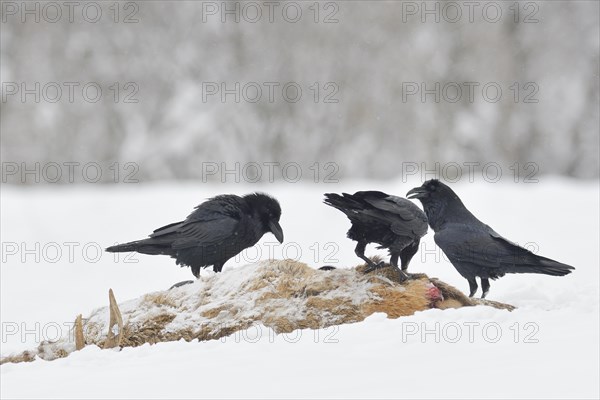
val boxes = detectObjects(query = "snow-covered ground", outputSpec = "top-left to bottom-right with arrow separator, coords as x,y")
1,177 -> 599,399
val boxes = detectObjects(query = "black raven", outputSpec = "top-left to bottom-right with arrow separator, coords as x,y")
106,193 -> 283,277
407,179 -> 574,298
324,191 -> 428,276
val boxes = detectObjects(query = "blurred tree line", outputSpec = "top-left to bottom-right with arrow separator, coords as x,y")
1,1 -> 598,183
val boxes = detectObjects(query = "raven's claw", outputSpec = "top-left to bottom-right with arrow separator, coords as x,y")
364,261 -> 386,274
398,269 -> 409,282
169,280 -> 194,289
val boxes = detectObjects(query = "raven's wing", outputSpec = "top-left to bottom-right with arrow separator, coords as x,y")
435,224 -> 574,275
150,221 -> 185,238
150,195 -> 245,249
361,195 -> 428,238
171,217 -> 240,250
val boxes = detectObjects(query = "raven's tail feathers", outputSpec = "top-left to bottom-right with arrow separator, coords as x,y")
106,239 -> 173,256
508,255 -> 574,276
323,193 -> 363,214
106,241 -> 140,253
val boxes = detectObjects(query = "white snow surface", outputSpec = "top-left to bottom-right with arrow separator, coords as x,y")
1,177 -> 599,399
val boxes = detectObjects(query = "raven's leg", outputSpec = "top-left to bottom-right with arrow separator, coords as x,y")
467,278 -> 478,297
481,278 -> 490,299
390,253 -> 399,268
399,241 -> 420,272
213,262 -> 224,273
356,242 -> 384,273
389,252 -> 409,282
191,265 -> 201,278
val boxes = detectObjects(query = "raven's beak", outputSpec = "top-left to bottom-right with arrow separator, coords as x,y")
269,220 -> 284,243
407,186 -> 427,199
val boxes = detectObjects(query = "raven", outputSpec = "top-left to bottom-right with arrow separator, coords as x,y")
407,179 -> 574,298
324,191 -> 428,276
106,193 -> 283,277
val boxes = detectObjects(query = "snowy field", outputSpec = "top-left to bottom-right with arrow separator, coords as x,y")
1,177 -> 599,399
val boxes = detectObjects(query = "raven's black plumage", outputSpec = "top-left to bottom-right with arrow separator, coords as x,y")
106,193 -> 283,277
407,179 -> 574,298
324,191 -> 428,276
